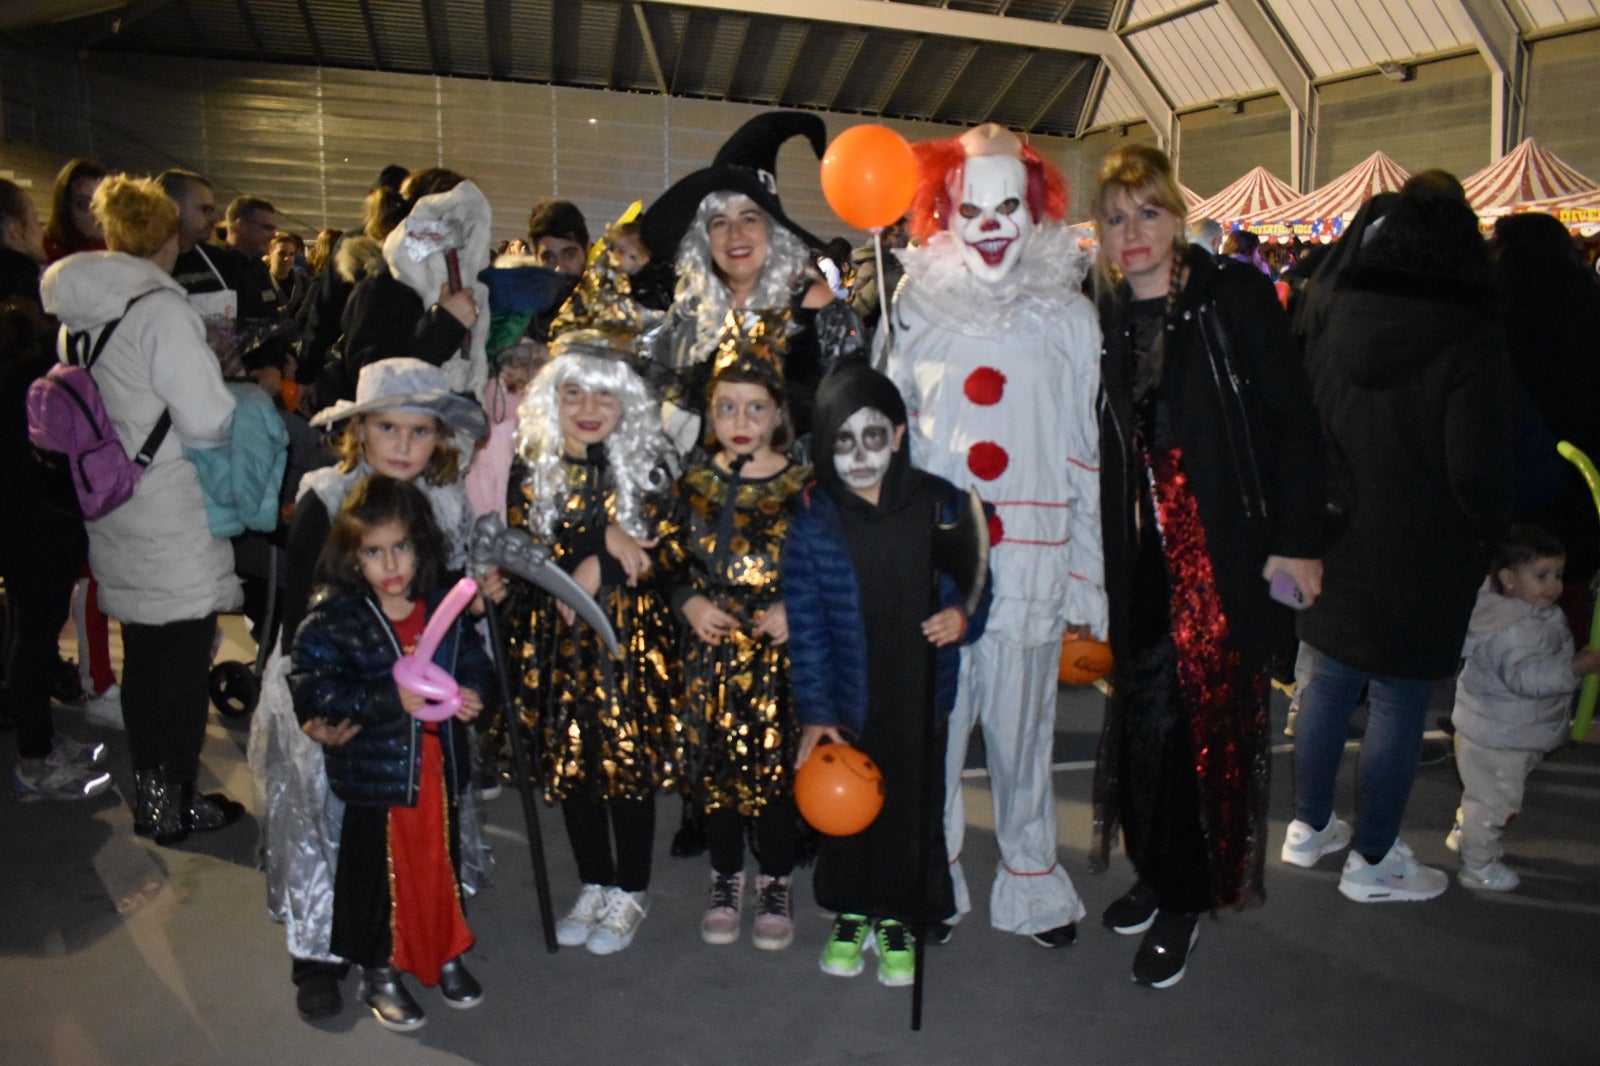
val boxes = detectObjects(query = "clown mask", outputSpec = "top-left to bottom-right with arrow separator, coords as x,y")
949,154 -> 1032,283
834,407 -> 898,497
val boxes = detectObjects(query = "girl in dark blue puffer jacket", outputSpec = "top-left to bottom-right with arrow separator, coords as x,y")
290,475 -> 498,1033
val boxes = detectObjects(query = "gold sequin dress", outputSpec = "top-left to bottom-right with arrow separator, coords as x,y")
677,459 -> 810,818
506,454 -> 686,803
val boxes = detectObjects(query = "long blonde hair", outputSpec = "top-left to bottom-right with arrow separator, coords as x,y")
1090,144 -> 1189,300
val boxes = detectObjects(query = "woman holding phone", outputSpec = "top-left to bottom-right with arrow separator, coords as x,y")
1088,145 -> 1325,988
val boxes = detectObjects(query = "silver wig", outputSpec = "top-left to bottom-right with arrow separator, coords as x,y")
672,190 -> 817,365
513,330 -> 675,541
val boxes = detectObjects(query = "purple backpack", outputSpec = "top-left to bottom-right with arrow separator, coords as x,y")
26,291 -> 171,520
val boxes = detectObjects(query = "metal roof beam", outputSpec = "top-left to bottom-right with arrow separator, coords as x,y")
631,3 -> 669,94
356,0 -> 382,69
485,0 -> 511,79
648,0 -> 1173,136
1027,55 -> 1089,132
230,0 -> 267,61
1457,0 -> 1528,158
1215,0 -> 1314,188
294,0 -> 325,66
419,0 -> 450,74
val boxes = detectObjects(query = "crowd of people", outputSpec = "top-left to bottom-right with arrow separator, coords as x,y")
2,110 -> 1596,1034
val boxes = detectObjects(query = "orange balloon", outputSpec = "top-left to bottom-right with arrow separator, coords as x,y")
1059,636 -> 1114,686
795,742 -> 885,836
820,124 -> 919,231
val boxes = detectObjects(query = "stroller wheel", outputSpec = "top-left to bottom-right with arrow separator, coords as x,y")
209,660 -> 259,719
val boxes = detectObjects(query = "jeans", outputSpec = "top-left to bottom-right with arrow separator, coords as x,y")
1292,651 -> 1434,858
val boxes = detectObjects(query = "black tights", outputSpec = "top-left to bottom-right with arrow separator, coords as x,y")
705,799 -> 798,879
121,614 -> 217,781
561,794 -> 656,892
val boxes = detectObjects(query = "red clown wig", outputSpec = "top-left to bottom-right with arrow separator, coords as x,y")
909,125 -> 1068,241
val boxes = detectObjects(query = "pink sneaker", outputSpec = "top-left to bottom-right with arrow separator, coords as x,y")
752,875 -> 793,951
701,871 -> 743,945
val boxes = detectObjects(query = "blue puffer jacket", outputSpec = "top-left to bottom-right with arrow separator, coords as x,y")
783,478 -> 992,735
289,587 -> 498,807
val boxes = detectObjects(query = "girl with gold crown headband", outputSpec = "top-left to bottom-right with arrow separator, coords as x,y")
670,313 -> 811,950
504,329 -> 686,956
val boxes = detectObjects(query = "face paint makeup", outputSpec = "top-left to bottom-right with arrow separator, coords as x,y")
833,407 -> 895,492
949,155 -> 1032,283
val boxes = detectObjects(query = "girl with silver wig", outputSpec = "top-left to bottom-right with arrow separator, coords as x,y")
514,330 -> 676,543
505,327 -> 687,956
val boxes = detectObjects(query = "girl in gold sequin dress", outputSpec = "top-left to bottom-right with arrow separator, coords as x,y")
505,330 -> 685,956
674,321 -> 810,951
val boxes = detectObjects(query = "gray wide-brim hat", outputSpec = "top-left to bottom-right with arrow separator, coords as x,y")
309,357 -> 488,441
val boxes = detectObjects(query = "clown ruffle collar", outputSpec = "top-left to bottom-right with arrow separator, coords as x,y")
894,223 -> 1091,335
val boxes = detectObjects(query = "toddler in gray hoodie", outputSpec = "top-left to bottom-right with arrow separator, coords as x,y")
1449,525 -> 1600,891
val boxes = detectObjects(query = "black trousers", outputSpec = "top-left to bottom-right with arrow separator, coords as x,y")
121,614 -> 217,779
0,529 -> 86,759
705,798 -> 799,879
561,794 -> 656,893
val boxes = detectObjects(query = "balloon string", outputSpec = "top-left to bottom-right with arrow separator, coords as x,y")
873,228 -> 892,346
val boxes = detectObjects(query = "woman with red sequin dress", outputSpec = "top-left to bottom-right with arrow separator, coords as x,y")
1090,145 -> 1325,988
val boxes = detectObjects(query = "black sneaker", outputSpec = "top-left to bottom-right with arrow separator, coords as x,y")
1132,912 -> 1199,989
1101,881 -> 1159,935
438,957 -> 483,1009
295,967 -> 343,1020
1028,922 -> 1077,948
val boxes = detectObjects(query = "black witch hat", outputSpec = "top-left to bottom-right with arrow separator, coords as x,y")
640,110 -> 829,262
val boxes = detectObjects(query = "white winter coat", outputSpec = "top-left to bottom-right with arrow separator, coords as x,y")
1451,578 -> 1577,752
40,251 -> 242,625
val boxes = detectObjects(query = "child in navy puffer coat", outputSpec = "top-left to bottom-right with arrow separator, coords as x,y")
290,474 -> 497,1032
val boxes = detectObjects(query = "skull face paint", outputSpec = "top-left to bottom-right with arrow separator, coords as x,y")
833,408 -> 896,493
949,154 -> 1032,283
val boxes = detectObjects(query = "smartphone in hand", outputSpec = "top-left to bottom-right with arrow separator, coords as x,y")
1269,569 -> 1308,610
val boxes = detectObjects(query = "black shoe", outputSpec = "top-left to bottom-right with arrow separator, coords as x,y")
133,768 -> 187,846
1028,922 -> 1078,948
928,922 -> 954,946
185,785 -> 246,832
294,966 -> 343,1020
670,809 -> 707,858
359,966 -> 426,1032
1132,912 -> 1199,989
437,956 -> 482,1009
1102,881 -> 1159,935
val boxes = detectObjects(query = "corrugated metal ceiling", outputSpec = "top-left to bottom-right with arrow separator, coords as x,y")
0,1 -> 1595,139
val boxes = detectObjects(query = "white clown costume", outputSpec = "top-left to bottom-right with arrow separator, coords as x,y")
877,124 -> 1107,939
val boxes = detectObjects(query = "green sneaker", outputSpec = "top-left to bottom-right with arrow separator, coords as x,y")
873,919 -> 915,987
819,913 -> 870,977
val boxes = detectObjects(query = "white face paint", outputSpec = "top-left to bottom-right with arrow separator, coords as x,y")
833,408 -> 895,491
949,154 -> 1032,283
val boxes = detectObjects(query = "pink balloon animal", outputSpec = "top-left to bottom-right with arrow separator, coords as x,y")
391,576 -> 479,721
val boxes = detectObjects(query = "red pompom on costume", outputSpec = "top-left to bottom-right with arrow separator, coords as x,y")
964,367 -> 1007,406
966,441 -> 1010,482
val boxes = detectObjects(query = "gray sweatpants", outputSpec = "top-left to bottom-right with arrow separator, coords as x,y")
1453,734 -> 1543,868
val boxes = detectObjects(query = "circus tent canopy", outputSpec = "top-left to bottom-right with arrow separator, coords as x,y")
1464,138 -> 1599,217
1180,183 -> 1203,211
1187,166 -> 1298,227
1236,151 -> 1411,243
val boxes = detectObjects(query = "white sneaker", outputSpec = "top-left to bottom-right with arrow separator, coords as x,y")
84,684 -> 124,730
51,732 -> 107,770
1444,822 -> 1461,853
585,888 -> 648,955
1459,860 -> 1519,892
1338,840 -> 1448,902
1280,817 -> 1352,868
555,883 -> 610,947
11,759 -> 113,803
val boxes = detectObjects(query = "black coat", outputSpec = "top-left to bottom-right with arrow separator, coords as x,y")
1296,265 -> 1514,679
335,271 -> 466,400
289,587 -> 497,807
1099,246 -> 1326,672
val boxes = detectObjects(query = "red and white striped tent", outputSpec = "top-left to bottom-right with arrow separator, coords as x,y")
1464,138 -> 1598,218
1236,151 -> 1411,243
1179,182 -> 1204,212
1187,166 -> 1298,227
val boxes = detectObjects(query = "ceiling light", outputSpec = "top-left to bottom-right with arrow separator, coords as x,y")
1376,61 -> 1412,83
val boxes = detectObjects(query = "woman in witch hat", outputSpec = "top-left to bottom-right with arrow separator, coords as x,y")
639,110 -> 867,451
